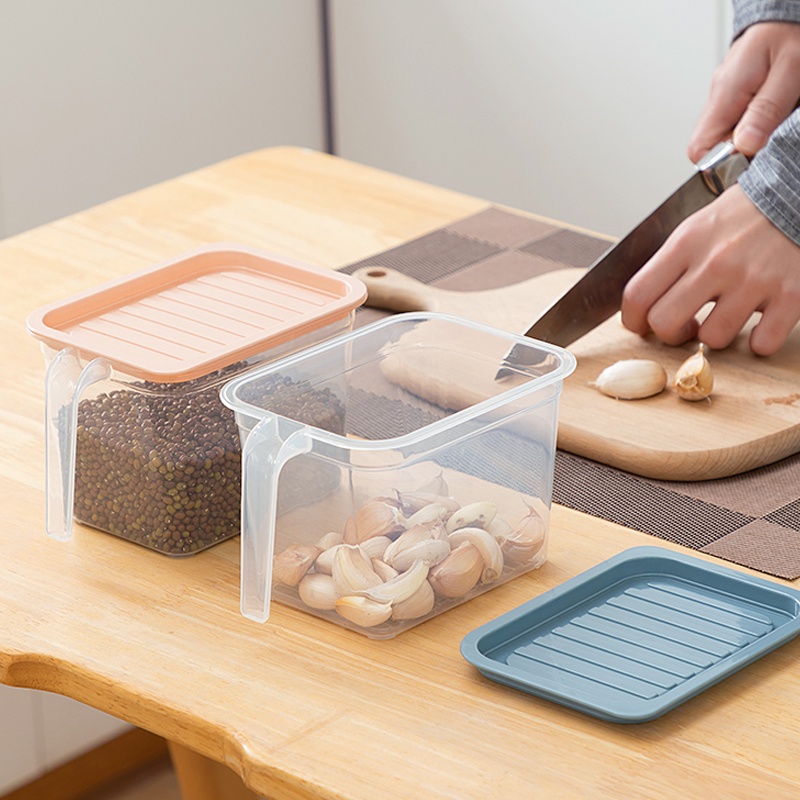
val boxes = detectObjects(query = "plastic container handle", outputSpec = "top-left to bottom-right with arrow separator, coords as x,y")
44,348 -> 111,540
240,415 -> 312,622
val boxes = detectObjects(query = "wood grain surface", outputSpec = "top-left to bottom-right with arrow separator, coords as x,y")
2,147 -> 799,800
353,265 -> 800,480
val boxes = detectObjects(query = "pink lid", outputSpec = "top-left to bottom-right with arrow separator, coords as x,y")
26,244 -> 366,382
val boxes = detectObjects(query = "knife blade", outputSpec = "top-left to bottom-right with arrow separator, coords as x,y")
496,141 -> 750,378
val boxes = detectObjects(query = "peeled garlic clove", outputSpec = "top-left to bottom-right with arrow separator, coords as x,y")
342,516 -> 358,545
314,544 -> 342,575
371,558 -> 399,582
273,544 -> 322,587
674,343 -> 713,401
360,559 -> 430,604
446,501 -> 497,533
428,541 -> 484,598
392,579 -> 436,621
591,359 -> 667,400
396,490 -> 460,516
447,526 -> 504,583
384,525 -> 451,572
359,535 -> 392,560
486,516 -> 512,545
335,595 -> 393,627
332,544 -> 383,596
298,573 -> 339,610
351,499 -> 406,543
316,530 -> 344,550
405,502 -> 452,528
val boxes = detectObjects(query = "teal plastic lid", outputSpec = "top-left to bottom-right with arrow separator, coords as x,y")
461,546 -> 800,723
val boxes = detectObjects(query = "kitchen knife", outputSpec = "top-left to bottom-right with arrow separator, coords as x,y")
496,141 -> 750,378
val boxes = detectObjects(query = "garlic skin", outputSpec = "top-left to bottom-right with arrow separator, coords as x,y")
273,544 -> 322,586
591,359 -> 667,400
674,344 -> 713,401
347,499 -> 405,543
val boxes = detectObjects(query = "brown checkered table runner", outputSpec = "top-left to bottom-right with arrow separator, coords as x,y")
339,207 -> 800,580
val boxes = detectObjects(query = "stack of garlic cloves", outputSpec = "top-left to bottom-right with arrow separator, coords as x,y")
273,475 -> 548,631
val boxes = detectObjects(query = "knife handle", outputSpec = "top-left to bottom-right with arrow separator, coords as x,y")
697,140 -> 750,195
351,266 -> 438,313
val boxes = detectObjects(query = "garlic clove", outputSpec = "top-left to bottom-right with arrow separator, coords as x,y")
446,501 -> 497,533
360,559 -> 430,604
405,502 -> 452,528
351,499 -> 406,543
298,572 -> 339,610
273,544 -> 322,587
396,490 -> 460,516
414,471 -> 449,496
447,526 -> 504,583
486,516 -> 512,545
359,535 -> 392,560
591,359 -> 667,400
332,544 -> 383,596
502,504 -> 547,565
383,525 -> 451,572
391,579 -> 436,621
428,541 -> 484,598
674,343 -> 713,401
371,558 -> 399,582
335,595 -> 393,627
316,530 -> 344,550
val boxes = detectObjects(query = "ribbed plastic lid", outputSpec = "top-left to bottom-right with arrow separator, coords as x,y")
26,244 -> 367,382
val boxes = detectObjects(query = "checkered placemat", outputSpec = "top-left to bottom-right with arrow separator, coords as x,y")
339,208 -> 800,580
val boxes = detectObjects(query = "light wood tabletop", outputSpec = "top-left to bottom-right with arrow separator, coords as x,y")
2,147 -> 799,800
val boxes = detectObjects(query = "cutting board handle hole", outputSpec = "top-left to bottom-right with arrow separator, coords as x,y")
364,267 -> 387,278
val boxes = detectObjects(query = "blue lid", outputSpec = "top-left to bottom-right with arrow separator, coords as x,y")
461,546 -> 800,723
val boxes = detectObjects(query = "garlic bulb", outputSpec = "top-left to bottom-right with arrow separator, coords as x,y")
591,359 -> 667,400
673,344 -> 713,401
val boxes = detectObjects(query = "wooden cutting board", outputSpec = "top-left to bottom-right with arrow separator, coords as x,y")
352,265 -> 800,481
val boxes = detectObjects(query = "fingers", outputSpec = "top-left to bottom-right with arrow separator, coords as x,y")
733,59 -> 800,154
749,295 -> 800,356
688,23 -> 800,161
687,45 -> 765,161
621,232 -> 699,344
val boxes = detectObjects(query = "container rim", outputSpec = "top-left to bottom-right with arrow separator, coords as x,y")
219,312 -> 577,450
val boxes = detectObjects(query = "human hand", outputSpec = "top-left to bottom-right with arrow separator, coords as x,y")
688,22 -> 800,161
620,185 -> 800,356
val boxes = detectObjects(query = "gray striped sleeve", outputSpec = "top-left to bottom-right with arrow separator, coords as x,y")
733,0 -> 800,37
739,110 -> 800,245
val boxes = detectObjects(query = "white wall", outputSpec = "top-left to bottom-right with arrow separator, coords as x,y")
330,0 -> 733,237
0,0 -> 325,237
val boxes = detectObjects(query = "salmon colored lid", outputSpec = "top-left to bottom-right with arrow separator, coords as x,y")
26,243 -> 367,382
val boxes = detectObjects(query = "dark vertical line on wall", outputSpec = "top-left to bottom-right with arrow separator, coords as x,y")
320,0 -> 336,154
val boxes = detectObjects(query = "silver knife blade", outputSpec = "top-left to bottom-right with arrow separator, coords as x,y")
496,141 -> 750,377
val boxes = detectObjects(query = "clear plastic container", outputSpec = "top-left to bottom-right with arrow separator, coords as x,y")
26,244 -> 366,554
220,312 -> 576,637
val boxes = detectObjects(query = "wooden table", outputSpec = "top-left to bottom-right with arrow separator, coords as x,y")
2,147 -> 799,800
